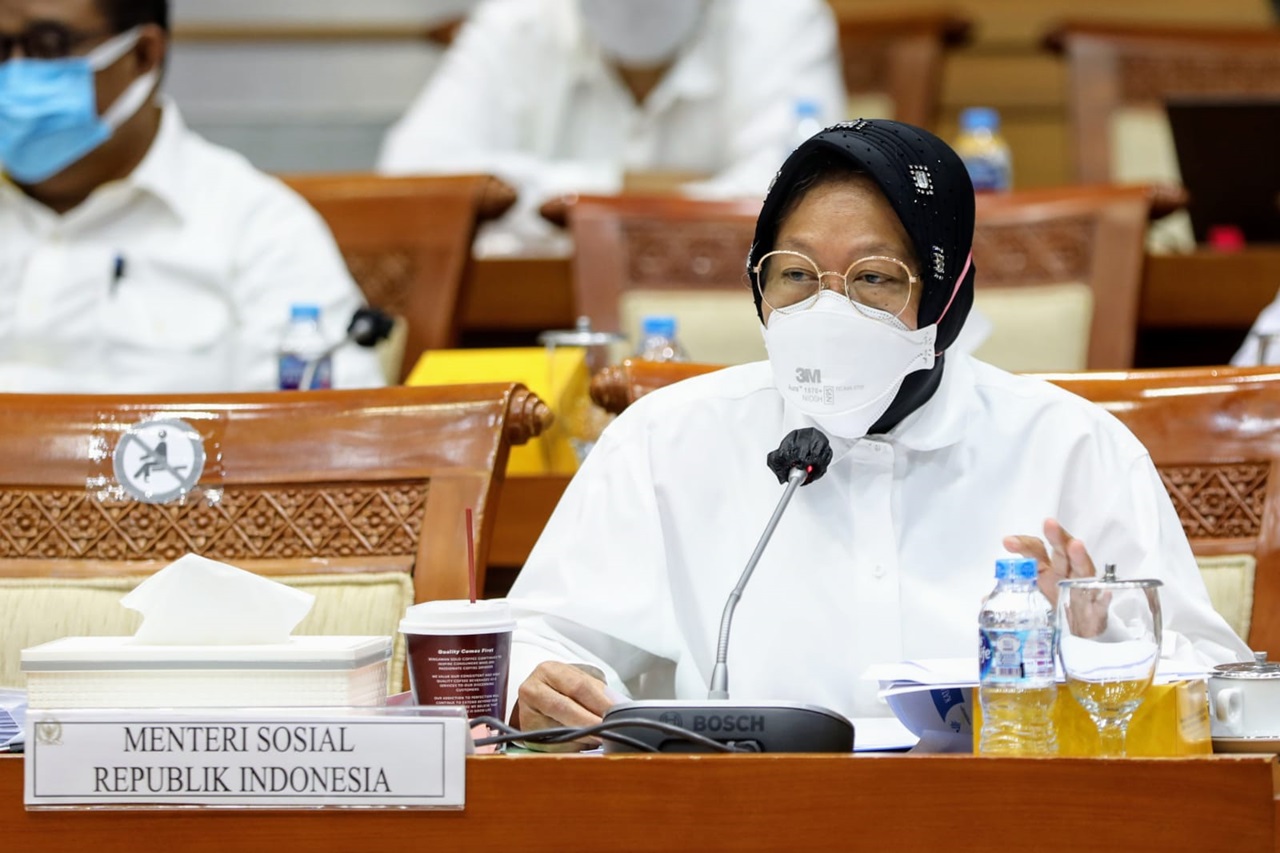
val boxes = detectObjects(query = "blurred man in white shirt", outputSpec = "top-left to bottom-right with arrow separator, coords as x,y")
0,0 -> 385,393
379,0 -> 845,256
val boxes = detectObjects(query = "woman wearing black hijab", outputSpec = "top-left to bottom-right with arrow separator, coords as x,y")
505,120 -> 1249,745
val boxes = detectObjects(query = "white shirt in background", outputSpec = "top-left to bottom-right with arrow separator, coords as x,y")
0,103 -> 385,394
505,355 -> 1250,720
1232,299 -> 1280,366
378,0 -> 844,256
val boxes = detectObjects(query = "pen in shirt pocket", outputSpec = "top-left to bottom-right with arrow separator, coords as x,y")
110,254 -> 126,295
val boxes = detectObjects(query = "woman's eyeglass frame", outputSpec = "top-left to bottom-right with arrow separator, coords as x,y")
750,249 -> 919,320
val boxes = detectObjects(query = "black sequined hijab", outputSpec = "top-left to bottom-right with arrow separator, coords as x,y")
748,119 -> 977,434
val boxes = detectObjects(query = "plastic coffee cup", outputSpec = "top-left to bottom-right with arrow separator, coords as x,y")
400,600 -> 515,718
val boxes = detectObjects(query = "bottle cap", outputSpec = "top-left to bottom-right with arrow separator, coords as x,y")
960,107 -> 1000,132
290,304 -> 321,322
994,557 -> 1037,580
642,315 -> 677,339
1207,224 -> 1246,252
794,99 -> 821,120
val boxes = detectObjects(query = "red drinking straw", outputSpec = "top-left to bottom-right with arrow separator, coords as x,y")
465,507 -> 477,604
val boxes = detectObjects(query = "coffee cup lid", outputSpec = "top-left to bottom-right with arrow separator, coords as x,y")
399,599 -> 515,636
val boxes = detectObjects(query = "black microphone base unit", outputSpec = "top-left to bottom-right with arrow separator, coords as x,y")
600,700 -> 854,754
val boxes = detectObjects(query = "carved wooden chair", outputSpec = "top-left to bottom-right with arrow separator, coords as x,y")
0,383 -> 551,689
835,9 -> 972,128
591,359 -> 1280,650
970,183 -> 1167,371
566,194 -> 764,364
1044,23 -> 1280,186
282,174 -> 516,382
568,184 -> 1169,371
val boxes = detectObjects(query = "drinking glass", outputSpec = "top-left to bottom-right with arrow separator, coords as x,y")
1057,569 -> 1163,757
537,317 -> 625,466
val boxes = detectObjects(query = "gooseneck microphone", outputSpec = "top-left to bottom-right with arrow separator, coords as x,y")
708,428 -> 833,700
600,428 -> 854,753
298,307 -> 396,390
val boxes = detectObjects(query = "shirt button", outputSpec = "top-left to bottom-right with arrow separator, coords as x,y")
872,564 -> 886,578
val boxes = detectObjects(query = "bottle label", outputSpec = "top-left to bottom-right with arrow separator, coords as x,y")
979,628 -> 1055,683
279,354 -> 332,391
963,158 -> 1009,193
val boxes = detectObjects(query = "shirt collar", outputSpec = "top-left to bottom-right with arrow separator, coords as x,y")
123,99 -> 190,222
883,354 -> 975,452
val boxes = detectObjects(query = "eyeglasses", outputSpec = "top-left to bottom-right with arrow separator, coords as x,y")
0,21 -> 112,61
752,250 -> 918,319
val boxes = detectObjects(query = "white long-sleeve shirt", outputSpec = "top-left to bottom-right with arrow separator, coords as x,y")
0,103 -> 385,393
378,0 -> 844,256
506,355 -> 1251,720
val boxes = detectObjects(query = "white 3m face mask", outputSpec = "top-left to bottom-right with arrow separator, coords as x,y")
762,291 -> 937,440
578,0 -> 707,67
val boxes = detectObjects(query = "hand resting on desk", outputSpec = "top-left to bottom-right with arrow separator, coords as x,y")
515,661 -> 615,752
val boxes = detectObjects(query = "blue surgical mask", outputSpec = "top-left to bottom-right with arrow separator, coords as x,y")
0,27 -> 158,184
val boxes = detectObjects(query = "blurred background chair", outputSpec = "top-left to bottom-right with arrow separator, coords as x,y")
970,183 -> 1176,371
1044,22 -> 1280,187
568,183 -> 1174,373
283,173 -> 516,381
565,194 -> 763,364
0,383 -> 551,690
835,8 -> 972,128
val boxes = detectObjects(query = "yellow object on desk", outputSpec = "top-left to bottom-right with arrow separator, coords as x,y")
972,680 -> 1212,756
406,347 -> 588,475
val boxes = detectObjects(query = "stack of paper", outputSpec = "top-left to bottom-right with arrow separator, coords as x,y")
0,688 -> 25,751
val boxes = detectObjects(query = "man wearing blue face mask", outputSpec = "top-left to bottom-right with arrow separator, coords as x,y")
0,0 -> 385,393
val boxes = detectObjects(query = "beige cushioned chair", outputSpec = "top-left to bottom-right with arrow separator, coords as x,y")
0,384 -> 551,690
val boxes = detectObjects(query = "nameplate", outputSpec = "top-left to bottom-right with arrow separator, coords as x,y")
24,708 -> 468,809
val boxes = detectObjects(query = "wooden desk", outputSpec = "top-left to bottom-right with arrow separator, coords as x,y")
5,752 -> 1278,851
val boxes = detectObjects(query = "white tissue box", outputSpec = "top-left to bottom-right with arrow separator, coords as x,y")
20,636 -> 392,710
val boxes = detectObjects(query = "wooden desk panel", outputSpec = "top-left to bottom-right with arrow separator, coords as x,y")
4,753 -> 1278,852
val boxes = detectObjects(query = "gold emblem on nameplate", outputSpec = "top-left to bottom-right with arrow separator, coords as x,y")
112,418 -> 206,504
35,719 -> 62,746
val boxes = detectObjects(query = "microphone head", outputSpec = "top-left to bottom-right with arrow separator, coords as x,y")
766,428 -> 832,485
347,307 -> 396,347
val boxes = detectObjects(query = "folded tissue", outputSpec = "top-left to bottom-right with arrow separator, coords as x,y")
121,553 -> 316,645
21,554 -> 392,709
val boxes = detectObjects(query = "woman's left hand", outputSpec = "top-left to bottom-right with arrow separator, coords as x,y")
1002,517 -> 1097,606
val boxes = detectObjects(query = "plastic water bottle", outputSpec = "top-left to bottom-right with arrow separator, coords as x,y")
978,556 -> 1058,755
636,315 -> 687,363
791,99 -> 825,151
278,304 -> 332,390
954,107 -> 1012,193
